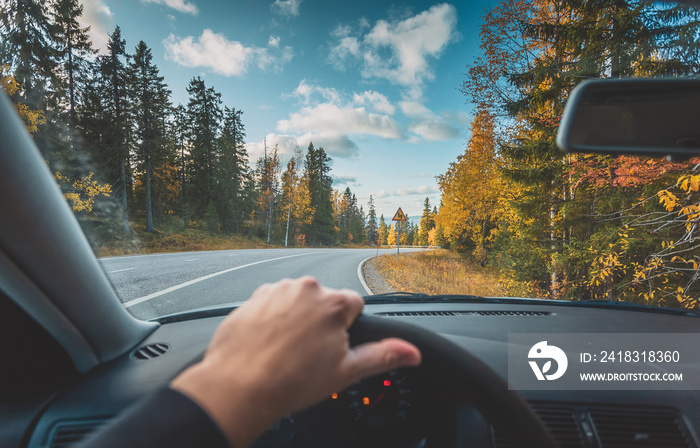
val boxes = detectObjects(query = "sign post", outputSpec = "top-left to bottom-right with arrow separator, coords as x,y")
392,207 -> 408,260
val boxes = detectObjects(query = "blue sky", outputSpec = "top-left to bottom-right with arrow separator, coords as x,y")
79,0 -> 491,220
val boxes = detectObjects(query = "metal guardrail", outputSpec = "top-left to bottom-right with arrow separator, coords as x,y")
377,245 -> 441,249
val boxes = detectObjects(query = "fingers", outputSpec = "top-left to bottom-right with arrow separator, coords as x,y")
320,286 -> 364,327
341,338 -> 422,384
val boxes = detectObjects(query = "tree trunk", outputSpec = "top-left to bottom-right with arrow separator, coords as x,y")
285,202 -> 291,247
550,203 -> 558,298
146,156 -> 154,233
120,159 -> 130,234
68,29 -> 76,132
267,191 -> 273,244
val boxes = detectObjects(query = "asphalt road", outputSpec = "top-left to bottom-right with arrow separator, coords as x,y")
99,248 -> 422,320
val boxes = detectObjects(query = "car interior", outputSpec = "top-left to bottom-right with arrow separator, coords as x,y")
2,74 -> 700,448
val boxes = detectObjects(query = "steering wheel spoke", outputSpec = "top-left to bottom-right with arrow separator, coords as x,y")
348,314 -> 558,448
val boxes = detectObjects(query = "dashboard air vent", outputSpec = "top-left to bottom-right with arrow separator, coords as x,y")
132,342 -> 170,360
49,420 -> 106,448
492,404 -> 584,448
589,407 -> 690,448
379,311 -> 460,316
377,310 -> 550,317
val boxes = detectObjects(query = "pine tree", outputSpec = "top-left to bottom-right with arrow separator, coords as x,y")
366,195 -> 378,244
171,103 -> 188,220
0,0 -> 68,158
336,187 -> 353,243
0,0 -> 59,108
348,194 -> 366,244
217,106 -> 250,233
303,142 -> 334,246
417,197 -> 433,246
85,26 -> 131,233
52,0 -> 94,131
186,76 -> 222,219
128,41 -> 171,233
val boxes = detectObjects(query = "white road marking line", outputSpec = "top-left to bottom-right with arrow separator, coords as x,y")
357,256 -> 374,296
123,252 -> 320,308
109,268 -> 135,274
184,258 -> 199,262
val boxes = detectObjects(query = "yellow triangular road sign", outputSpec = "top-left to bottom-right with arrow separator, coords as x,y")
392,207 -> 408,222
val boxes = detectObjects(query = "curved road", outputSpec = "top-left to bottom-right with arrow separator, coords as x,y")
100,248 -> 422,320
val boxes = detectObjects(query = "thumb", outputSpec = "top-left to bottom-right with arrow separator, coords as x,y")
342,338 -> 421,383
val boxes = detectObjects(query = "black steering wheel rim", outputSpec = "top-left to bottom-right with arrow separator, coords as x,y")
348,314 -> 558,448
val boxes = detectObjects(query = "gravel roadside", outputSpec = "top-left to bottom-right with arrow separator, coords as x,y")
362,256 -> 396,295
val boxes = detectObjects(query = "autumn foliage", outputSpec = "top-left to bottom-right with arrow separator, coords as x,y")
441,0 -> 700,308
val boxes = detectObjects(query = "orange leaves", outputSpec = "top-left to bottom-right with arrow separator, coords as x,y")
569,155 -> 699,190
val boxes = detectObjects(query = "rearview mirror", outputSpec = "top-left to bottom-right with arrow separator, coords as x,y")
556,78 -> 700,160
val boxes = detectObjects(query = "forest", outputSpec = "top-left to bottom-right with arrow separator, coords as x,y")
438,0 -> 700,308
3,0 -> 700,309
0,0 -> 437,249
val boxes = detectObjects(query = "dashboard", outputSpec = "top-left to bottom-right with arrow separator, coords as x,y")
26,301 -> 700,448
253,368 -> 427,448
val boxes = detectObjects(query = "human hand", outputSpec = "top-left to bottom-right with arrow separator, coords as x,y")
171,276 -> 421,448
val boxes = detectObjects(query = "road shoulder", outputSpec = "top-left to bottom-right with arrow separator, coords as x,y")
362,257 -> 396,295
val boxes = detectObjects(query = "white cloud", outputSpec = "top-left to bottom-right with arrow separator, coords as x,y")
292,80 -> 340,104
79,0 -> 113,53
268,35 -> 280,48
328,3 -> 458,98
408,118 -> 460,141
399,100 -> 431,117
281,81 -> 401,140
328,25 -> 360,70
164,30 -> 293,76
271,0 -> 300,17
278,102 -> 401,139
245,133 -> 359,160
400,100 -> 469,142
353,91 -> 395,115
142,0 -> 198,15
374,189 -> 391,198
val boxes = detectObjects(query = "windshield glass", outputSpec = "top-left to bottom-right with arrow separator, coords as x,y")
2,0 -> 698,320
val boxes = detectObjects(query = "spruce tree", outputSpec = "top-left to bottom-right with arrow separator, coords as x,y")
217,106 -> 250,233
303,142 -> 334,246
366,195 -> 378,244
0,0 -> 59,107
52,0 -> 94,131
417,197 -> 433,246
127,41 -> 171,233
186,76 -> 222,218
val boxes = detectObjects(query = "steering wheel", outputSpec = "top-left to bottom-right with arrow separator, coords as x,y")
348,314 -> 558,448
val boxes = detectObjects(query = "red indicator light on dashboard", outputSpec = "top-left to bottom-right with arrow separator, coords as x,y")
362,397 -> 370,405
384,380 -> 391,387
331,393 -> 338,400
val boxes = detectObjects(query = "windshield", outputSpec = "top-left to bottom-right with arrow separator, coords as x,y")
2,0 -> 698,319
